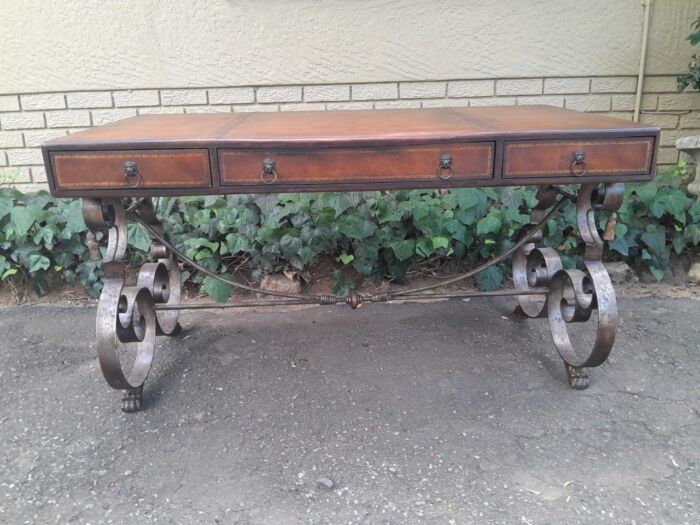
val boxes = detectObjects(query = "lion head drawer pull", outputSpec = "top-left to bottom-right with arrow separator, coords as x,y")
436,153 -> 453,180
570,151 -> 588,177
260,158 -> 278,184
123,161 -> 144,188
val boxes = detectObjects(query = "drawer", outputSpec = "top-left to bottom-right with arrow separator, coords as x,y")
50,149 -> 211,190
503,138 -> 654,178
219,142 -> 494,186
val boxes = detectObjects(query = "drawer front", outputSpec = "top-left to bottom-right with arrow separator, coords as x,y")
503,138 -> 654,178
50,149 -> 211,190
219,143 -> 494,186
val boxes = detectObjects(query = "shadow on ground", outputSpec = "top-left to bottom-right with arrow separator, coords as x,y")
0,297 -> 698,524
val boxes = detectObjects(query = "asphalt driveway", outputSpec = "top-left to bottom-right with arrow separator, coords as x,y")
0,296 -> 698,524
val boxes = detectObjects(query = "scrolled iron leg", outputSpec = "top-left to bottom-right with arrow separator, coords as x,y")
83,198 -> 158,413
545,183 -> 624,389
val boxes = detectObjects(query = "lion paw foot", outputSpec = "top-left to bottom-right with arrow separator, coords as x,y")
565,364 -> 590,390
121,386 -> 144,413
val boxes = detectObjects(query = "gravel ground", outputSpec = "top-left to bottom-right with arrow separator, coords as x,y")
0,296 -> 698,524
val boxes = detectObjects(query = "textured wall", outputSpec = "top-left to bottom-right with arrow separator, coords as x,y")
1,0 -> 697,93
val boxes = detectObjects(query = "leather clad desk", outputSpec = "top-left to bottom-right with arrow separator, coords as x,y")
41,106 -> 660,412
43,106 -> 657,196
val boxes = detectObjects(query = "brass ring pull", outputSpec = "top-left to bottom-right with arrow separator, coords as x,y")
260,158 -> 278,184
436,153 -> 453,180
123,161 -> 144,189
570,151 -> 588,177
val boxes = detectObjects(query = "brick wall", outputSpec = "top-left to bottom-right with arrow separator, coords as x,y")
1,76 -> 698,192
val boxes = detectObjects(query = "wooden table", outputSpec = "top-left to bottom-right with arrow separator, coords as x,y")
42,106 -> 659,412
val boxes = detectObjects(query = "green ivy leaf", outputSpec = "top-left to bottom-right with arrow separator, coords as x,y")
202,274 -> 233,303
475,266 -> 503,291
431,236 -> 449,250
2,268 -> 18,280
11,205 -> 43,237
338,252 -> 355,265
389,240 -> 415,261
416,238 -> 434,258
127,223 -> 153,252
28,254 -> 50,273
338,215 -> 377,240
476,211 -> 502,236
649,266 -> 665,281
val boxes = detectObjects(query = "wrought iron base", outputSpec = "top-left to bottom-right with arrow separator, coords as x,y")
82,184 -> 623,412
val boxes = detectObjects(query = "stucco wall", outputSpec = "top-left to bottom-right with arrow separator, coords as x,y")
1,0 -> 699,191
1,0 -> 697,92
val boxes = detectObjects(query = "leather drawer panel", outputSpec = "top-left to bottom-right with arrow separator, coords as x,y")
219,143 -> 494,186
50,149 -> 211,190
503,138 -> 654,178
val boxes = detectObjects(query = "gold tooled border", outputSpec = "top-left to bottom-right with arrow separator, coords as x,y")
220,143 -> 494,184
504,139 -> 653,176
53,150 -> 210,189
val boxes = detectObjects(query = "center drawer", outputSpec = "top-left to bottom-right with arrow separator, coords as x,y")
218,142 -> 494,187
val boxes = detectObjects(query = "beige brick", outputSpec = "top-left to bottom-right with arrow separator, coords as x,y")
658,94 -> 700,111
680,112 -> 700,128
280,103 -> 326,112
496,79 -> 542,96
657,147 -> 679,164
641,94 -> 658,110
642,76 -> 678,93
304,85 -> 350,102
0,95 -> 20,112
517,96 -> 564,107
611,94 -> 657,112
138,106 -> 185,115
256,86 -> 302,103
31,166 -> 47,183
184,105 -> 231,113
352,83 -> 398,101
91,108 -> 137,125
66,91 -> 112,109
45,110 -> 90,128
23,129 -> 68,147
374,100 -> 421,110
400,82 -> 446,99
0,152 -> 6,166
0,167 -> 31,183
640,113 -> 679,129
421,99 -> 470,109
565,95 -> 610,112
6,148 -> 43,165
161,89 -> 207,106
591,76 -> 636,93
233,104 -> 279,113
113,90 -> 159,107
447,80 -> 494,98
656,148 -> 678,164
208,87 -> 255,104
544,78 -> 590,94
326,102 -> 374,111
606,112 -> 634,121
470,97 -> 516,107
660,129 -> 700,147
1,112 -> 44,130
0,132 -> 24,148
67,128 -> 89,134
20,93 -> 65,110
